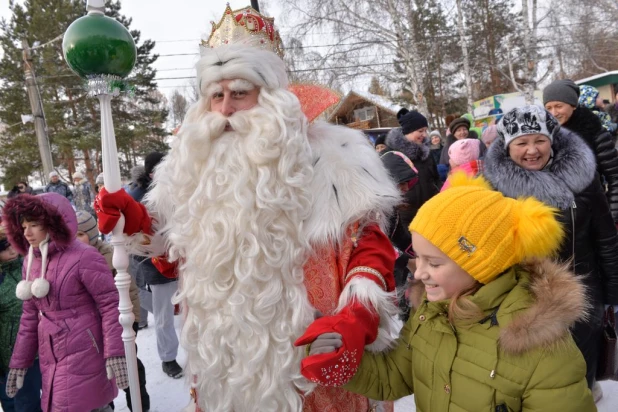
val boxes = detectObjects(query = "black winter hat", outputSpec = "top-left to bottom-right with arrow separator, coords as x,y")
144,152 -> 165,176
374,135 -> 386,147
397,108 -> 428,135
381,151 -> 418,185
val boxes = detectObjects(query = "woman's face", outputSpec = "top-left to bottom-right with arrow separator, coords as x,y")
508,134 -> 552,171
544,101 -> 575,125
22,220 -> 48,248
405,127 -> 428,144
454,127 -> 469,140
412,232 -> 477,302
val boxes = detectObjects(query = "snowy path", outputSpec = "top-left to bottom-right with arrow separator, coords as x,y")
107,313 -> 618,411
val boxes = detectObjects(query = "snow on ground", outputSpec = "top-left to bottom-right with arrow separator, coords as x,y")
3,311 -> 614,411
110,312 -> 618,411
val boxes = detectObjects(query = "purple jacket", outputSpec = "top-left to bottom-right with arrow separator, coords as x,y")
3,193 -> 124,412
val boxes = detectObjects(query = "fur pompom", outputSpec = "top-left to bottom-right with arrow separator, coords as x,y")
15,280 -> 33,301
448,171 -> 493,190
513,197 -> 564,260
31,277 -> 50,298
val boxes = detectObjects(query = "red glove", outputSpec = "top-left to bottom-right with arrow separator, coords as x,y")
294,301 -> 379,386
152,255 -> 178,279
94,187 -> 152,235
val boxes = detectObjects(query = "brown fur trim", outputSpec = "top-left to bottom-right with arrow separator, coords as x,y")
499,259 -> 588,354
2,194 -> 73,255
407,279 -> 426,312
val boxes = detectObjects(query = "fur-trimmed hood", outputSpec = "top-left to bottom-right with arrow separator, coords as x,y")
409,259 -> 587,354
385,127 -> 431,161
2,193 -> 77,255
483,127 -> 596,209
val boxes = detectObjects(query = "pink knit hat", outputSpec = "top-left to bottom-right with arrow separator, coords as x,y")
448,139 -> 481,167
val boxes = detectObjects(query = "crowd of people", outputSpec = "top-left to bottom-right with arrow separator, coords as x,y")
1,3 -> 618,412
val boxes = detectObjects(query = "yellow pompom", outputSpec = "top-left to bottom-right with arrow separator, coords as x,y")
512,197 -> 564,260
447,172 -> 493,190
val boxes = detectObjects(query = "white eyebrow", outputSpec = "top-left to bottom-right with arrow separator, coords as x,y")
228,79 -> 256,92
204,83 -> 223,97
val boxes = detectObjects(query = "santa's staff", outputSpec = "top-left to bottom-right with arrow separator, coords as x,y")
62,0 -> 142,410
251,0 -> 260,12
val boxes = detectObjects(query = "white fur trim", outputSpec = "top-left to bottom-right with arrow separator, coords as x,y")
304,122 -> 401,245
15,280 -> 33,301
197,44 -> 288,100
31,277 -> 50,298
228,79 -> 256,91
336,277 -> 402,352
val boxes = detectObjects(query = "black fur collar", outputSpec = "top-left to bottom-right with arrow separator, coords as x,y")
563,107 -> 604,145
385,128 -> 430,161
484,128 -> 596,209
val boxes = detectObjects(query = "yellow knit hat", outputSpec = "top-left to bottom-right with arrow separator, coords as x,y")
409,173 -> 564,284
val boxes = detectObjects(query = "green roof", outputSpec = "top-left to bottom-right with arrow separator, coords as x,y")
575,71 -> 618,88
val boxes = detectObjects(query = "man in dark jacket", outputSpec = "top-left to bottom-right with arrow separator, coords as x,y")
45,171 -> 73,202
129,152 -> 183,379
544,79 -> 618,223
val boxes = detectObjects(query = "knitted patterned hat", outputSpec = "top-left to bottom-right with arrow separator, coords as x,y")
497,105 -> 559,148
76,210 -> 99,245
409,173 -> 564,284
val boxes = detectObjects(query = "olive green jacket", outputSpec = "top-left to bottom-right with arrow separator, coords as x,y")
344,259 -> 596,411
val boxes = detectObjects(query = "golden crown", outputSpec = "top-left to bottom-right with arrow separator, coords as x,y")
202,4 -> 284,58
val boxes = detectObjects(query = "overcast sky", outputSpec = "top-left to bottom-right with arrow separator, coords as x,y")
0,0 -> 284,98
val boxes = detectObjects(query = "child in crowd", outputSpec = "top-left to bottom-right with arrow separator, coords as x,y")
0,227 -> 42,412
75,210 -> 150,411
2,193 -> 127,412
296,175 -> 594,411
481,124 -> 498,148
380,150 -> 419,320
441,138 -> 483,191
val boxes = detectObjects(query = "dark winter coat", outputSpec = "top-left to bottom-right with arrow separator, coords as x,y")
385,128 -> 440,229
563,106 -> 618,222
484,127 -> 618,386
439,133 -> 487,165
128,166 -> 176,286
73,181 -> 94,214
4,193 -> 124,412
607,102 -> 618,124
45,180 -> 73,202
344,259 -> 594,411
0,257 -> 23,375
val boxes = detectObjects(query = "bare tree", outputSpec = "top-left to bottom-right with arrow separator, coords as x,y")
170,89 -> 189,126
455,0 -> 474,113
281,0 -> 434,119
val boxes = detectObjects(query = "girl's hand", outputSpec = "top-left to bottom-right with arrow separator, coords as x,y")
308,332 -> 343,356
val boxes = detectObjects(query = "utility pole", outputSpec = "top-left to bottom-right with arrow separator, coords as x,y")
251,0 -> 260,11
22,39 -> 54,178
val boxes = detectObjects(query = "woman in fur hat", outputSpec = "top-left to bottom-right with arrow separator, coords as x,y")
2,193 -> 128,412
384,108 -> 441,229
483,105 -> 618,400
296,174 -> 594,411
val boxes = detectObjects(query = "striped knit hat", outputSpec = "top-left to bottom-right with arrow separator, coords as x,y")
76,210 -> 99,245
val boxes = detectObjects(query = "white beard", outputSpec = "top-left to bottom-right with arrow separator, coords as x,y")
146,90 -> 317,412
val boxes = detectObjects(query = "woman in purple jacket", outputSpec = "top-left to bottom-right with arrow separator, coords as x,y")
1,193 -> 128,412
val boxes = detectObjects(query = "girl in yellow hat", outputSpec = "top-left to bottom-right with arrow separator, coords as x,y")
296,174 -> 595,411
